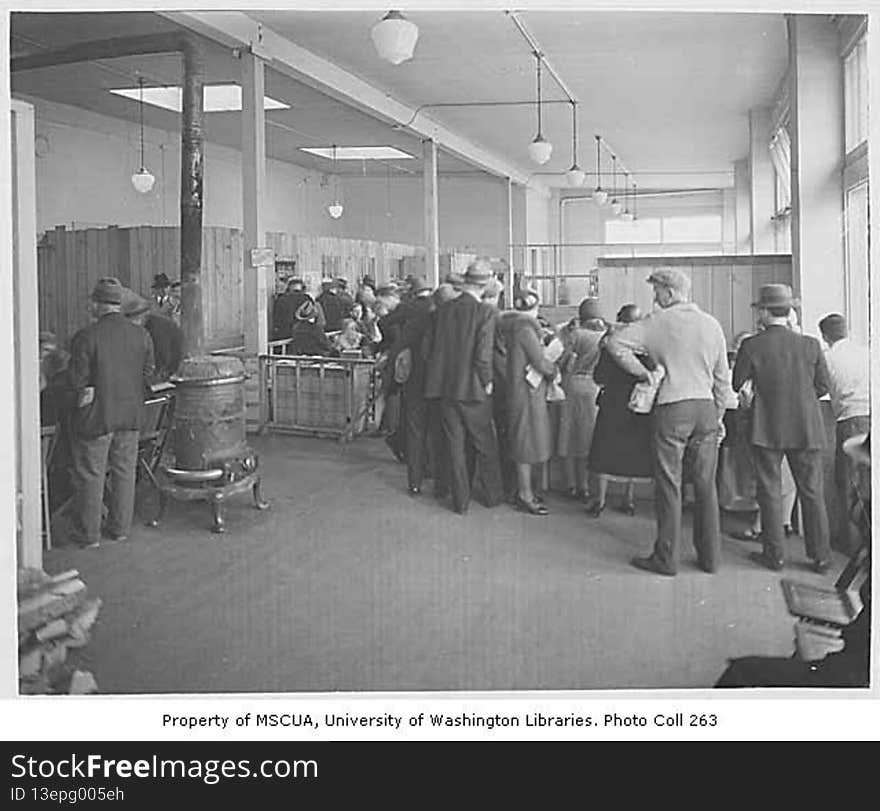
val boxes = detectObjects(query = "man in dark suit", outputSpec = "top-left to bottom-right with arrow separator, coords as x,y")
398,278 -> 437,495
121,288 -> 183,381
68,277 -> 155,548
733,284 -> 832,573
424,258 -> 502,514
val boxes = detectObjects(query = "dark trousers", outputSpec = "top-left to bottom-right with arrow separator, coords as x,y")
404,390 -> 444,491
835,416 -> 870,553
715,654 -> 867,688
652,400 -> 721,573
439,399 -> 503,513
492,393 -> 516,500
752,445 -> 831,564
70,430 -> 139,546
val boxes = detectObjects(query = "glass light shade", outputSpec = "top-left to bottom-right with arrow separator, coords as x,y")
327,202 -> 344,219
528,136 -> 553,165
610,199 -> 623,215
592,187 -> 608,206
566,165 -> 586,187
371,11 -> 419,65
131,168 -> 155,194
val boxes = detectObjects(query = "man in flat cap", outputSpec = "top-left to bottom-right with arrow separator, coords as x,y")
67,277 -> 155,547
733,284 -> 832,573
424,257 -> 503,514
606,267 -> 733,575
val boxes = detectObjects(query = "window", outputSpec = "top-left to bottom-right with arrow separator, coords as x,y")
662,215 -> 722,243
605,218 -> 661,245
844,34 -> 868,152
844,182 -> 869,343
604,213 -> 722,254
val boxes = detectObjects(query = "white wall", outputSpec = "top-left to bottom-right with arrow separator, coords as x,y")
25,95 -> 516,258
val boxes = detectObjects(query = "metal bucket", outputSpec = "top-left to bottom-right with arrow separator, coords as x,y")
171,355 -> 248,470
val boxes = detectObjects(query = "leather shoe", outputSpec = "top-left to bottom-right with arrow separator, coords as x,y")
630,555 -> 676,576
584,500 -> 605,518
408,485 -> 421,496
749,551 -> 783,571
513,495 -> 549,515
812,559 -> 831,575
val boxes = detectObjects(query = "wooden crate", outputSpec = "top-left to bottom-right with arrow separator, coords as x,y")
265,356 -> 374,440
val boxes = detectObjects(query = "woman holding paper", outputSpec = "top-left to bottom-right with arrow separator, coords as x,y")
504,289 -> 561,515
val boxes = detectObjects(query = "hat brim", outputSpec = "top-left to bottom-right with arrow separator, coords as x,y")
842,433 -> 870,466
751,297 -> 800,308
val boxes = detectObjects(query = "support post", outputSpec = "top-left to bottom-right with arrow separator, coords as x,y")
734,158 -> 751,254
242,50 -> 269,356
749,106 -> 776,253
423,138 -> 439,287
505,178 -> 515,308
788,14 -> 846,337
179,42 -> 206,357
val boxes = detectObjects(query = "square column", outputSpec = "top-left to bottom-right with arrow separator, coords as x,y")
788,14 -> 845,337
749,106 -> 777,253
242,51 -> 269,355
423,138 -> 439,286
734,159 -> 751,254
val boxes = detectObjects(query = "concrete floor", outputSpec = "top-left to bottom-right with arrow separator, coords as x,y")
43,433 -> 843,693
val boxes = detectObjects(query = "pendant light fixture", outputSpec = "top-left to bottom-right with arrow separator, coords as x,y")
565,101 -> 585,187
620,173 -> 634,222
591,135 -> 607,206
371,10 -> 419,65
610,155 -> 623,215
327,144 -> 344,219
131,77 -> 155,194
631,179 -> 638,223
527,52 -> 553,165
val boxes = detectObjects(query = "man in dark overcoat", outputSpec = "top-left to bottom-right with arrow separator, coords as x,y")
68,277 -> 155,547
733,284 -> 832,573
424,258 -> 502,514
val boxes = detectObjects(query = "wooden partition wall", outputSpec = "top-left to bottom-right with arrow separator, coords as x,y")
37,225 -> 423,350
596,254 -> 793,342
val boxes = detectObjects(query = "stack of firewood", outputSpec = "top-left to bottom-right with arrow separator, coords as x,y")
17,568 -> 102,695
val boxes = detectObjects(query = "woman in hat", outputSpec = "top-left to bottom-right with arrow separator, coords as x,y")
504,289 -> 559,515
585,304 -> 655,516
289,300 -> 336,357
556,298 -> 606,501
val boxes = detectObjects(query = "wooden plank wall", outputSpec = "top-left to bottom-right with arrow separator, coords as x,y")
38,226 -> 424,350
596,255 -> 793,344
265,232 -> 423,290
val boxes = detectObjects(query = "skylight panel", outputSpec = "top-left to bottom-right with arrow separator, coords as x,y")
110,84 -> 289,112
299,146 -> 415,161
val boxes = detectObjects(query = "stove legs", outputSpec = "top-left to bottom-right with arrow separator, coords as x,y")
145,491 -> 167,528
252,477 -> 269,510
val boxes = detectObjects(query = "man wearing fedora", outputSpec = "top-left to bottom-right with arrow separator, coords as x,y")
424,257 -> 503,514
606,267 -> 733,576
733,284 -> 832,573
150,272 -> 180,323
68,277 -> 155,547
121,287 -> 183,381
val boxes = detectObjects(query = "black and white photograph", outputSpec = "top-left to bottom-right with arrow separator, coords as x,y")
1,1 -> 875,723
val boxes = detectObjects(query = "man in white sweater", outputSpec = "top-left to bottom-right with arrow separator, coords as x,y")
606,268 -> 733,575
819,313 -> 870,553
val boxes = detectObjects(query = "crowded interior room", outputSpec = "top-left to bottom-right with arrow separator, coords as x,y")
6,8 -> 873,695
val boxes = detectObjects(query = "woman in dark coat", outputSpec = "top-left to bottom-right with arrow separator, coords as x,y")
289,300 -> 336,357
505,290 -> 559,515
586,303 -> 654,516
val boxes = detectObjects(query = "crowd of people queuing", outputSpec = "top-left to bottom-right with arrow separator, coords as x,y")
39,274 -> 185,548
309,258 -> 869,587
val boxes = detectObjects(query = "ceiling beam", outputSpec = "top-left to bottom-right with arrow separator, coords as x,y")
159,11 -> 543,190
